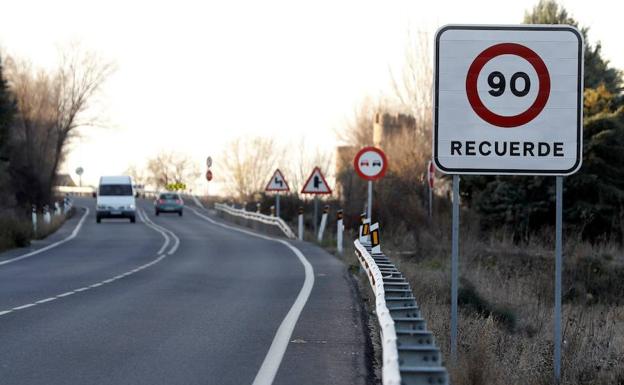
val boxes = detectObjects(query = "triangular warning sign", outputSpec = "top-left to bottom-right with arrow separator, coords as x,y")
265,169 -> 290,192
301,167 -> 332,195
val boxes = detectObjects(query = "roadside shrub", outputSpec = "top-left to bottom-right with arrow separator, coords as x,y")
0,214 -> 32,251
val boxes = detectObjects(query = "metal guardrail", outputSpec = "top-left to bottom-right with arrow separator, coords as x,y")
354,221 -> 448,385
214,203 -> 296,239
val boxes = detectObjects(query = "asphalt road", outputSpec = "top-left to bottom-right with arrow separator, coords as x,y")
0,198 -> 370,385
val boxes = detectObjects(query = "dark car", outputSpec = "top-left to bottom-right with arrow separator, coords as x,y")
154,192 -> 184,216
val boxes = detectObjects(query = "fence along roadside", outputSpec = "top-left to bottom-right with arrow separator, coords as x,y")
353,218 -> 448,385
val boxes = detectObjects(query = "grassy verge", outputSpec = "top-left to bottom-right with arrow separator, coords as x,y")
0,208 -> 74,253
382,220 -> 624,385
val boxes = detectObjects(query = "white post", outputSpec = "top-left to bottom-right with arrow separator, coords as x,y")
43,205 -> 51,225
276,193 -> 281,218
31,205 -> 37,235
317,205 -> 329,242
359,217 -> 371,244
336,210 -> 344,255
256,202 -> 261,213
297,207 -> 304,241
370,222 -> 381,254
54,202 -> 61,216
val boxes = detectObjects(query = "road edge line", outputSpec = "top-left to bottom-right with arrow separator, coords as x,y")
0,207 -> 90,267
188,206 -> 315,385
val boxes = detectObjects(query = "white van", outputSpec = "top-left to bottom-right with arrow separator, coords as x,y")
96,176 -> 137,223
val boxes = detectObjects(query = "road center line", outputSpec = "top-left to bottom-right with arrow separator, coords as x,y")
0,208 -> 181,319
188,206 -> 315,385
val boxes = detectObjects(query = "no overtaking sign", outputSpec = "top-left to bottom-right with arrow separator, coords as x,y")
434,25 -> 584,175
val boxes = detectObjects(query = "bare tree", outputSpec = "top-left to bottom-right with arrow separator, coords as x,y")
221,136 -> 282,199
5,44 -> 115,204
125,164 -> 148,186
285,138 -> 333,195
146,151 -> 200,190
389,29 -> 433,131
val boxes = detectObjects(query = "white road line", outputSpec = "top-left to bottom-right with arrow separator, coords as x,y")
35,297 -> 56,304
0,207 -> 182,318
138,210 -> 170,254
188,206 -> 315,385
140,209 -> 180,255
191,195 -> 205,209
0,208 -> 90,267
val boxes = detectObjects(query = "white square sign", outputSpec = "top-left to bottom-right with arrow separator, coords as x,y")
434,25 -> 584,175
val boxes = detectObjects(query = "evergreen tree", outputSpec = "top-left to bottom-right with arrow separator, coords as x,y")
462,0 -> 624,241
0,56 -> 16,207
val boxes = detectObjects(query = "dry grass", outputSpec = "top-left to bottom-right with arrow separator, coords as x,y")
383,221 -> 624,385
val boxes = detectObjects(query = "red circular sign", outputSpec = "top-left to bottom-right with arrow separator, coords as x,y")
206,170 -> 213,181
466,43 -> 550,128
353,147 -> 387,181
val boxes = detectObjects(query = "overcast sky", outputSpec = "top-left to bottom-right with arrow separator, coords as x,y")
0,0 -> 621,189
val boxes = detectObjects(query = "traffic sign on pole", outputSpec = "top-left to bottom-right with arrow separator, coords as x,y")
265,169 -> 290,192
434,25 -> 583,175
353,146 -> 387,181
301,167 -> 332,195
434,25 -> 584,384
206,156 -> 212,168
354,146 -> 387,220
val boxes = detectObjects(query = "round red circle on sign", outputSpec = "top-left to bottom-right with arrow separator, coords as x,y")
206,170 -> 213,181
465,43 -> 550,128
353,146 -> 388,181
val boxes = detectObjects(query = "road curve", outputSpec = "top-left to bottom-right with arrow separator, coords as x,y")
0,198 -> 370,385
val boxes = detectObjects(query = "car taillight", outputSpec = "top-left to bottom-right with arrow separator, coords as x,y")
175,199 -> 182,204
159,199 -> 165,204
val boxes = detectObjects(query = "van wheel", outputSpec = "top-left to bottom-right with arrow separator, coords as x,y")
178,211 -> 183,217
96,216 -> 101,223
130,216 -> 136,223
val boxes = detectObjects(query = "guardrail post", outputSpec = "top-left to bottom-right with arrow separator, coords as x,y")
54,202 -> 61,216
32,205 -> 37,235
370,222 -> 381,254
270,205 -> 275,217
242,201 -> 247,211
359,215 -> 371,244
317,205 -> 329,242
298,206 -> 304,240
256,202 -> 261,213
336,209 -> 344,254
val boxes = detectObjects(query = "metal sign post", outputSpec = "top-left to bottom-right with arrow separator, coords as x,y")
450,175 -> 460,361
367,180 -> 373,220
313,196 -> 319,236
554,176 -> 563,383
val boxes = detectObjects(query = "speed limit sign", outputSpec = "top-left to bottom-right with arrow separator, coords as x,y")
434,25 -> 583,175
